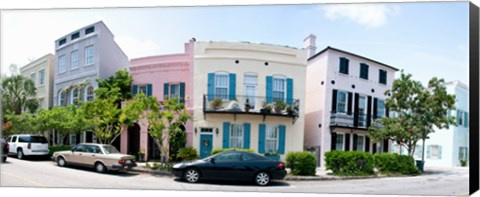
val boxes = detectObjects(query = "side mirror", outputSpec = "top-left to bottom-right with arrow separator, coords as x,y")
210,158 -> 215,163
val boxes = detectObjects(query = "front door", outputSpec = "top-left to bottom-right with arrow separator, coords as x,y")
199,134 -> 213,158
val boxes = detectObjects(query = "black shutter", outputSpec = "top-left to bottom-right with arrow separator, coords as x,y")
383,140 -> 389,153
345,59 -> 349,74
367,96 -> 372,127
373,98 -> 378,120
386,107 -> 390,117
354,93 -> 359,127
332,89 -> 338,112
345,134 -> 350,151
372,143 -> 377,154
331,133 -> 337,151
347,92 -> 353,115
353,134 -> 358,151
365,136 -> 370,152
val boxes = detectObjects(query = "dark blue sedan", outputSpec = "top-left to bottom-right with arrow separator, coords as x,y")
172,150 -> 287,186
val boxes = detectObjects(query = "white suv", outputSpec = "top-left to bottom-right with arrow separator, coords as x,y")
6,135 -> 49,159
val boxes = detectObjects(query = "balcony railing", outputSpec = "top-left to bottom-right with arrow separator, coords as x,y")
203,94 -> 299,118
330,112 -> 374,129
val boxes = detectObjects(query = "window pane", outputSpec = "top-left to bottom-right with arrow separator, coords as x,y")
377,100 -> 385,118
71,51 -> 79,69
337,91 -> 347,113
357,136 -> 364,151
336,134 -> 344,150
59,56 -> 66,73
215,74 -> 228,99
266,126 -> 278,153
85,46 -> 94,65
39,70 -> 45,85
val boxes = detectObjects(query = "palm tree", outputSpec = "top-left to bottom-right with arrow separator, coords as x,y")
1,74 -> 39,115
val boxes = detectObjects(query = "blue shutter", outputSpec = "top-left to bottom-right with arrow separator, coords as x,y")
180,82 -> 185,103
464,112 -> 468,128
258,124 -> 266,153
132,85 -> 138,96
223,122 -> 230,148
147,84 -> 152,97
243,123 -> 251,149
163,83 -> 169,100
286,78 -> 293,104
266,76 -> 273,103
278,125 -> 286,154
208,73 -> 215,100
229,73 -> 236,100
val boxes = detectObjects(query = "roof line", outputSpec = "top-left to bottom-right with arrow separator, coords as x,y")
308,46 -> 399,71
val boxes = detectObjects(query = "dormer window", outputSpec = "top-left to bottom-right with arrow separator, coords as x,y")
85,26 -> 95,35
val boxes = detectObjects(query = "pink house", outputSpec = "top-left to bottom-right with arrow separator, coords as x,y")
119,40 -> 195,161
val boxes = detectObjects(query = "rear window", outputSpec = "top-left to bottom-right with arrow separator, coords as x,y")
30,136 -> 48,143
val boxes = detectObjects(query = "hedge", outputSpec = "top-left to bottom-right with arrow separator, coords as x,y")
374,153 -> 420,175
324,150 -> 375,176
286,151 -> 316,176
211,148 -> 254,155
176,147 -> 199,161
49,145 -> 72,156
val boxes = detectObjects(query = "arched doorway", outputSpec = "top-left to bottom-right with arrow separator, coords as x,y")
127,123 -> 141,158
148,134 -> 161,161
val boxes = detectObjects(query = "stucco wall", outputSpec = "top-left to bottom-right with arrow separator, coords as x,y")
20,54 -> 55,110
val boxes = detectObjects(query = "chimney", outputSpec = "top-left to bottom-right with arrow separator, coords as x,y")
304,34 -> 317,58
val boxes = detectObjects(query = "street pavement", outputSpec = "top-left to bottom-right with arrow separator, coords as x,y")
0,156 -> 469,196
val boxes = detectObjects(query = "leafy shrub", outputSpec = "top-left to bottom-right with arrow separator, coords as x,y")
211,148 -> 254,155
150,162 -> 173,171
374,153 -> 420,175
49,145 -> 72,156
177,147 -> 199,161
324,151 -> 374,176
460,159 -> 468,167
286,151 -> 316,176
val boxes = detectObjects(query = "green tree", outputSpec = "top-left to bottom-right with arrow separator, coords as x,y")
368,71 -> 456,159
1,73 -> 39,115
81,95 -> 121,144
95,68 -> 133,102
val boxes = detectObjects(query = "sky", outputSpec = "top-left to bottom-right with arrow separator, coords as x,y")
0,1 -> 469,87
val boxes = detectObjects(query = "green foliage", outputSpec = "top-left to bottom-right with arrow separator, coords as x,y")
1,73 -> 38,115
177,147 -> 199,161
95,68 -> 133,102
149,162 -> 173,171
460,159 -> 468,167
273,100 -> 286,113
48,145 -> 72,156
81,96 -> 121,144
374,153 -> 420,175
286,152 -> 316,176
210,98 -> 223,109
324,151 -> 375,176
368,71 -> 456,156
211,148 -> 255,155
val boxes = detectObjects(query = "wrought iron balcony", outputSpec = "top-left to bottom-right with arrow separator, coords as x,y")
330,112 -> 373,129
203,94 -> 300,119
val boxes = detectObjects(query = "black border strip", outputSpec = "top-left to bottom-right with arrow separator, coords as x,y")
470,2 -> 479,195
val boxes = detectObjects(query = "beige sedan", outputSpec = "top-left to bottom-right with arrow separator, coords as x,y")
52,143 -> 137,173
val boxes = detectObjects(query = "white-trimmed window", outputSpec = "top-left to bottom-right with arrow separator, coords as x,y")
335,133 -> 345,151
358,95 -> 367,127
71,50 -> 79,70
71,88 -> 79,105
266,125 -> 279,153
138,84 -> 148,95
414,145 -> 423,158
214,72 -> 229,99
429,145 -> 441,159
169,84 -> 180,100
39,69 -> 45,86
59,90 -> 66,106
230,124 -> 243,149
85,46 -> 94,65
59,55 -> 66,73
336,91 -> 348,113
356,135 -> 365,151
30,73 -> 36,85
377,99 -> 385,118
272,75 -> 286,102
85,86 -> 94,101
244,73 -> 257,108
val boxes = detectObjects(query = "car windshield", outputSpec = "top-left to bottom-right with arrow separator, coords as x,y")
102,145 -> 120,154
30,136 -> 48,143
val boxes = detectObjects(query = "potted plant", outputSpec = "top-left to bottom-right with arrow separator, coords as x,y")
260,102 -> 272,114
285,104 -> 294,115
138,149 -> 145,162
273,100 -> 286,114
460,159 -> 467,167
210,98 -> 223,110
244,98 -> 251,112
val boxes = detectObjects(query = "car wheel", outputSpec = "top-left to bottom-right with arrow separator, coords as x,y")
17,149 -> 24,160
57,157 -> 66,167
255,172 -> 270,186
184,168 -> 200,183
95,162 -> 107,173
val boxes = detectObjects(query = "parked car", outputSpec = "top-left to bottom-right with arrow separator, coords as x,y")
1,138 -> 9,162
52,143 -> 137,173
6,134 -> 49,159
172,150 -> 287,186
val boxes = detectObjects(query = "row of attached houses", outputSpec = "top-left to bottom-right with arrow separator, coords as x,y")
18,21 -> 469,167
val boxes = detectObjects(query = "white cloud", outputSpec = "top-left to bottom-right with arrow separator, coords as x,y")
115,35 -> 161,59
323,4 -> 399,28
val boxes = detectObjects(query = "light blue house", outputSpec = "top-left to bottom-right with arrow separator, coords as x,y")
392,80 -> 469,167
